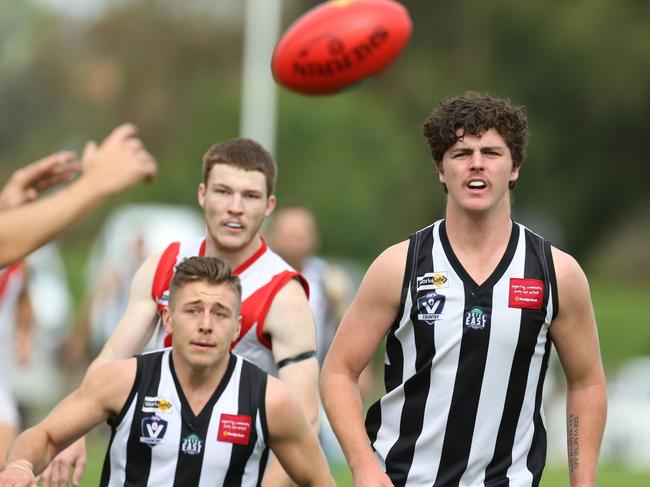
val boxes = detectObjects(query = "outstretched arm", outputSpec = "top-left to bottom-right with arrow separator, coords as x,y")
266,377 -> 334,487
40,250 -> 161,486
0,359 -> 135,485
550,248 -> 607,487
0,151 -> 80,210
0,124 -> 157,267
320,241 -> 407,487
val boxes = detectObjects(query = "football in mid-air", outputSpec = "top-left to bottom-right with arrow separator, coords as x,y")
271,0 -> 412,95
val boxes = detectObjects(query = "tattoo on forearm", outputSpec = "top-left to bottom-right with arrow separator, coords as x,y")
567,414 -> 579,473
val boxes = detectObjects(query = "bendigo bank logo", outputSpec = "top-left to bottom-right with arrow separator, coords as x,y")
218,414 -> 252,446
417,291 -> 446,325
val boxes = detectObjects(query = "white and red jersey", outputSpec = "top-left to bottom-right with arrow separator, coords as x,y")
151,238 -> 308,376
0,262 -> 26,426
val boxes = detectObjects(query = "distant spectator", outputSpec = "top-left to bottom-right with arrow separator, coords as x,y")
265,206 -> 374,466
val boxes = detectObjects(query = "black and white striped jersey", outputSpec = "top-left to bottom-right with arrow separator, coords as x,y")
100,350 -> 269,487
365,220 -> 558,487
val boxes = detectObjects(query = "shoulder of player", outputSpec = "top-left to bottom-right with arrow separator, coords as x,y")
264,375 -> 304,434
269,276 -> 310,312
81,358 -> 137,412
359,240 -> 409,294
129,249 -> 166,295
551,246 -> 588,287
373,239 -> 409,271
550,245 -> 591,308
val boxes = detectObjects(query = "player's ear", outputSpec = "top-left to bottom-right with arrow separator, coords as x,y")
510,162 -> 521,185
232,316 -> 242,341
162,306 -> 173,334
197,183 -> 206,209
435,161 -> 445,183
265,194 -> 276,217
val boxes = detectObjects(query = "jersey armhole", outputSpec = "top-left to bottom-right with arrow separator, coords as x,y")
258,375 -> 269,445
151,242 -> 180,302
396,235 -> 417,324
255,271 -> 303,349
544,240 -> 559,321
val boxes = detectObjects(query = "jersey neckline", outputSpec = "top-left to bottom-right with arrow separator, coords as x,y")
439,219 -> 520,296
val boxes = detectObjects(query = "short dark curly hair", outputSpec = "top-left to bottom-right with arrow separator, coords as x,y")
422,92 -> 529,168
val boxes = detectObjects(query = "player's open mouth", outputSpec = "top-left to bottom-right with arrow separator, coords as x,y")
224,222 -> 243,229
467,180 -> 486,189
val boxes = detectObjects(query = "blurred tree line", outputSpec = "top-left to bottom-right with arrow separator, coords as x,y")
1,0 -> 649,281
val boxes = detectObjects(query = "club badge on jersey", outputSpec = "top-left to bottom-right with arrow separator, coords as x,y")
140,415 -> 168,447
181,433 -> 204,455
417,290 -> 446,325
464,306 -> 489,330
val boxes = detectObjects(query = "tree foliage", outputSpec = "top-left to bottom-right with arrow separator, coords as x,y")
1,0 -> 648,265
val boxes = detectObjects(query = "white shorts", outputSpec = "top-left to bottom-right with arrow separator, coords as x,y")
0,383 -> 19,427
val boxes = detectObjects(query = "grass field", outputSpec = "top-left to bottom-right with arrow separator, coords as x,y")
78,434 -> 649,486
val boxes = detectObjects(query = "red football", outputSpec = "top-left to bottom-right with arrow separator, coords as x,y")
271,0 -> 412,95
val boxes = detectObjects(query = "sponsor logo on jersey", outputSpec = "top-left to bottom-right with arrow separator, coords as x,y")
142,396 -> 173,414
417,290 -> 446,325
464,306 -> 488,330
218,414 -> 252,445
416,272 -> 449,291
181,433 -> 203,455
509,278 -> 544,310
140,415 -> 168,446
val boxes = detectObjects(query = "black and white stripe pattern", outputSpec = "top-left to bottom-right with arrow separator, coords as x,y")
100,350 -> 269,486
365,220 -> 557,487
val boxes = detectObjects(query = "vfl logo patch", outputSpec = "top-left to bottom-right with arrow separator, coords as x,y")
417,291 -> 446,325
181,433 -> 203,455
509,278 -> 544,310
464,307 -> 488,330
142,396 -> 173,414
416,272 -> 449,291
218,414 -> 252,445
140,415 -> 168,446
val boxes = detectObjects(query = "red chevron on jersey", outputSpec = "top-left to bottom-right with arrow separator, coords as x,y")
0,262 -> 25,302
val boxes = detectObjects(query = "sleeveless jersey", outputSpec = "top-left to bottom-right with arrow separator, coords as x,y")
365,220 -> 558,487
101,350 -> 269,487
151,238 -> 308,376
